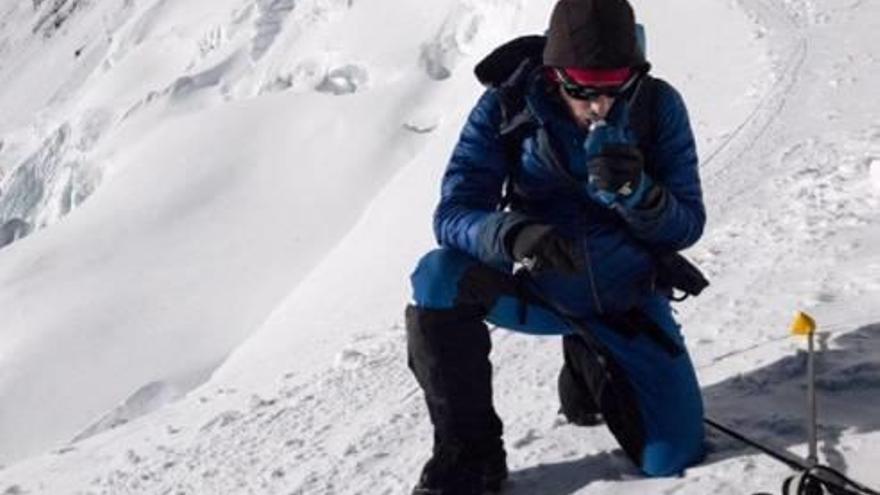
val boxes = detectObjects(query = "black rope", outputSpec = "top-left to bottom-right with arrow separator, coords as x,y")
783,465 -> 880,495
705,418 -> 879,495
704,417 -> 807,471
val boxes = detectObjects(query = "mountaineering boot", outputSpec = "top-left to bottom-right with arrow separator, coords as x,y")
558,332 -> 649,466
412,440 -> 508,494
481,445 -> 509,492
406,304 -> 508,494
558,335 -> 604,426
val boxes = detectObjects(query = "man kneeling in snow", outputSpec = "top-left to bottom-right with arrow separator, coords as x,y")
405,0 -> 707,492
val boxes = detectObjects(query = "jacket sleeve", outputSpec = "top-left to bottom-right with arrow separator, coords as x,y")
433,89 -> 531,267
618,82 -> 706,252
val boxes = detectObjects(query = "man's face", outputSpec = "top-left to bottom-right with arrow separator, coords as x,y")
559,87 -> 615,129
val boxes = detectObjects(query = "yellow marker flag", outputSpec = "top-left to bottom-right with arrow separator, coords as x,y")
790,311 -> 817,336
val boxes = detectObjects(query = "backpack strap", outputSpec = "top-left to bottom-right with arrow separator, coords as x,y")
626,75 -> 661,176
474,35 -> 546,211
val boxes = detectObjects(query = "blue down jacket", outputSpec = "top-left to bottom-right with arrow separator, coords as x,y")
433,73 -> 705,316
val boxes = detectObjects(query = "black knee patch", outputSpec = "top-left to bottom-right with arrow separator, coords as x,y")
558,360 -> 603,426
561,334 -> 646,464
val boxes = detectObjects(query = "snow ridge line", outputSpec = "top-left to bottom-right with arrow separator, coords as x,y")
701,0 -> 809,184
701,37 -> 807,175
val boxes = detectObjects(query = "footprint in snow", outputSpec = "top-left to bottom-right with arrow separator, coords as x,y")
315,64 -> 369,95
200,410 -> 245,432
512,428 -> 541,449
403,109 -> 441,134
248,394 -> 278,409
334,348 -> 367,370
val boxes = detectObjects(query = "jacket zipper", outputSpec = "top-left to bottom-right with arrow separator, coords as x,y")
526,96 -> 606,315
537,128 -> 606,315
579,211 -> 605,315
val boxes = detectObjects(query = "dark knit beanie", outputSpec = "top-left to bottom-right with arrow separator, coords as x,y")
543,0 -> 646,69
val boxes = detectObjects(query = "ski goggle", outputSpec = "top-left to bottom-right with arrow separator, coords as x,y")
554,68 -> 641,101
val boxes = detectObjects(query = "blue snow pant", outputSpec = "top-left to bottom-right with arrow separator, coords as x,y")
407,247 -> 705,476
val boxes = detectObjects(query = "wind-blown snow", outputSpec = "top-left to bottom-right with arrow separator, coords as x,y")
870,158 -> 880,193
0,0 -> 878,493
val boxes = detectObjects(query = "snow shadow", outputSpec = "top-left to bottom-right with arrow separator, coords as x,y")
505,450 -> 639,495
505,323 -> 880,493
701,322 -> 880,473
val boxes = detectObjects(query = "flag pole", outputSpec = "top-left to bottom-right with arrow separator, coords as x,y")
791,311 -> 819,467
807,328 -> 818,466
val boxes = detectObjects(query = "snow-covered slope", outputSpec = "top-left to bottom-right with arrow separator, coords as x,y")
0,0 -> 878,493
0,0 -> 530,463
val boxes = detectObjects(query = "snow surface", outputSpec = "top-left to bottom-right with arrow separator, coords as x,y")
0,0 -> 879,493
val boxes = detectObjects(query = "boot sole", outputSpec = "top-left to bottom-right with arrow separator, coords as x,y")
411,477 -> 507,495
484,473 -> 508,493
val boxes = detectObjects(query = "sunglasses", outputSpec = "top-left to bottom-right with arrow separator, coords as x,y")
555,68 -> 641,101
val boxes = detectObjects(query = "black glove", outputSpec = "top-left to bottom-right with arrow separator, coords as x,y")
510,224 -> 584,274
587,144 -> 648,208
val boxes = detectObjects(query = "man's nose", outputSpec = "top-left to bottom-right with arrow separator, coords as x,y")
589,96 -> 614,119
